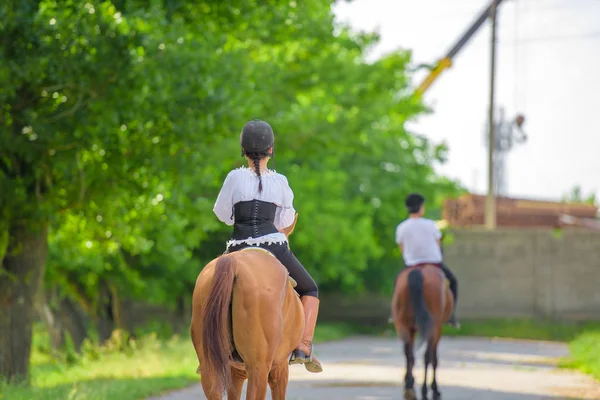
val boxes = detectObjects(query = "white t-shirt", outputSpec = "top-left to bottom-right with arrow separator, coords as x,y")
395,217 -> 443,266
213,167 -> 297,247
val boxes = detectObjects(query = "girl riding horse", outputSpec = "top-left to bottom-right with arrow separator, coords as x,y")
212,119 -> 322,373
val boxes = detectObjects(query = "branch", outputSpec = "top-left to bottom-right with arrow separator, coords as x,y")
64,280 -> 95,317
50,143 -> 79,153
47,93 -> 86,122
41,83 -> 74,92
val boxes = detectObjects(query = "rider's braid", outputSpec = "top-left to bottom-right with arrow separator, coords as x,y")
251,152 -> 263,193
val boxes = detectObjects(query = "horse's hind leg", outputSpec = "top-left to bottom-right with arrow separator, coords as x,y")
268,362 -> 290,400
245,365 -> 270,400
403,331 -> 417,400
431,337 -> 441,400
227,367 -> 247,400
199,370 -> 223,400
422,341 -> 432,400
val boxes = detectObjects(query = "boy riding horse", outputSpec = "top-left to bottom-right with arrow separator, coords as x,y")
394,193 -> 460,328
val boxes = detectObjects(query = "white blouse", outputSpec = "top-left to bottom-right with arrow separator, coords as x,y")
213,167 -> 297,247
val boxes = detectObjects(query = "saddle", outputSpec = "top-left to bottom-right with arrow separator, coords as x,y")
406,263 -> 450,289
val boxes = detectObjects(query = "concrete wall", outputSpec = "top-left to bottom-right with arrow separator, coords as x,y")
317,228 -> 600,324
107,229 -> 600,328
444,228 -> 600,320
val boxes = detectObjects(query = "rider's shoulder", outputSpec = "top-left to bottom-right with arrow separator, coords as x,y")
225,167 -> 246,179
270,170 -> 290,184
396,219 -> 409,230
417,217 -> 437,226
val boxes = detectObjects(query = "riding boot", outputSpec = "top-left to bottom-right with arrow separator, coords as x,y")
447,292 -> 461,329
289,296 -> 323,373
447,307 -> 461,329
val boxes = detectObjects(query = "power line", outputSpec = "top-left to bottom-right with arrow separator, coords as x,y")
502,31 -> 600,44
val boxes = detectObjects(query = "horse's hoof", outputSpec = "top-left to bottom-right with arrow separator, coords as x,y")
404,388 -> 417,400
433,392 -> 442,400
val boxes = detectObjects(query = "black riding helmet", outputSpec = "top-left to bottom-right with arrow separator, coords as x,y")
405,193 -> 425,214
240,119 -> 274,157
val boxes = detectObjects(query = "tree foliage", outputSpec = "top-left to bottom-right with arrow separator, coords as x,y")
562,185 -> 597,206
0,0 -> 463,381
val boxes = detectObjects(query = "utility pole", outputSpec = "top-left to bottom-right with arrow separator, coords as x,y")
485,0 -> 499,230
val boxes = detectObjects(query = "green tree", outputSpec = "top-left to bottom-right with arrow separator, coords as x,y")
0,0 -> 341,381
563,185 -> 597,205
0,0 -> 233,381
1,0 -> 463,383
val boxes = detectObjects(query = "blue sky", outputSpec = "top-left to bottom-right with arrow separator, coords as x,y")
333,0 -> 600,201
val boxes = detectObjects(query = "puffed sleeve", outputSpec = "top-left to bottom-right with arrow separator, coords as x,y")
274,174 -> 297,230
213,170 -> 236,226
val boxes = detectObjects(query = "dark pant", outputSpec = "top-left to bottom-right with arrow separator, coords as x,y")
440,263 -> 458,305
395,262 -> 458,304
227,242 -> 319,298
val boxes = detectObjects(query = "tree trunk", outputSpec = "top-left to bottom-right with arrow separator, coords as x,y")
97,282 -> 114,343
0,224 -> 48,383
59,297 -> 88,351
107,281 -> 124,331
35,286 -> 65,352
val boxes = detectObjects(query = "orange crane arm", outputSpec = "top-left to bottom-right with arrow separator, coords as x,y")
414,0 -> 507,97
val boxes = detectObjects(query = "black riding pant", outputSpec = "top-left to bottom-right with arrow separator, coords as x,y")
440,263 -> 458,304
227,242 -> 319,298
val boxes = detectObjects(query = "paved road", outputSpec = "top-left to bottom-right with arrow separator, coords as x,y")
149,336 -> 599,400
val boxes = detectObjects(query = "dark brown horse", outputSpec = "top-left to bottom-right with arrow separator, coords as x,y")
391,264 -> 453,400
190,215 -> 304,399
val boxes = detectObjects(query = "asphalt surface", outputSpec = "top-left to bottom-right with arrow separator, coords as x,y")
148,336 -> 599,400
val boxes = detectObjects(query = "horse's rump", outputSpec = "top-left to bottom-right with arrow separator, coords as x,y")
392,264 -> 451,343
229,248 -> 303,366
191,248 -> 303,390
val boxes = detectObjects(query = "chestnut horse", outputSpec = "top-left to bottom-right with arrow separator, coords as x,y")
391,264 -> 453,400
191,215 -> 304,399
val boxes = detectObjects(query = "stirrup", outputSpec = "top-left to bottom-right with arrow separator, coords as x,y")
289,343 -> 323,373
447,315 -> 461,329
289,342 -> 312,363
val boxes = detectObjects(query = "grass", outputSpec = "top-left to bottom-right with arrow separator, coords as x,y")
0,322 -> 359,400
0,333 -> 199,400
561,330 -> 600,381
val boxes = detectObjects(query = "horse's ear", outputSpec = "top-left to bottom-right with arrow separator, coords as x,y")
280,213 -> 299,237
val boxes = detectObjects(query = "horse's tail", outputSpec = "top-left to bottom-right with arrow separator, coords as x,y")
202,254 -> 237,392
408,268 -> 433,351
